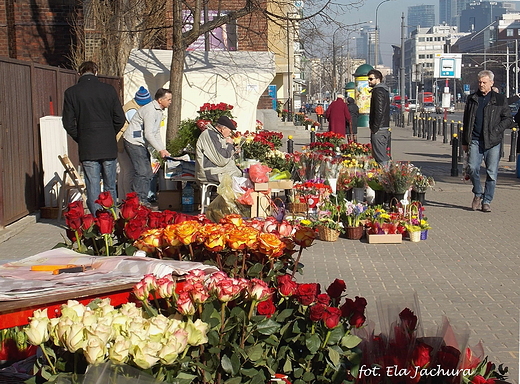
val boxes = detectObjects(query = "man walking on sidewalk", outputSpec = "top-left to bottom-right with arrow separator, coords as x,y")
462,70 -> 512,212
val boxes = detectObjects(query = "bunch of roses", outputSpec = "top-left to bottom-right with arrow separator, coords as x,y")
63,192 -> 201,256
294,180 -> 332,197
197,102 -> 234,124
355,308 -> 509,384
23,297 -> 209,377
315,131 -> 345,147
132,270 -> 366,384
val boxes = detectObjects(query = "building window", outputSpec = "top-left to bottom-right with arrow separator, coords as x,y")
419,54 -> 425,59
419,37 -> 425,42
507,29 -> 514,37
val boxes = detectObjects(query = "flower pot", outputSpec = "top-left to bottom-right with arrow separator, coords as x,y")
353,187 -> 365,202
345,225 -> 364,240
420,229 -> 428,240
390,193 -> 406,207
317,226 -> 340,242
411,191 -> 426,204
409,230 -> 421,242
328,178 -> 338,193
366,186 -> 375,204
373,189 -> 386,206
345,189 -> 353,201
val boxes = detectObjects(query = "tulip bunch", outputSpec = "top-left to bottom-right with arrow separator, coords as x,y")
130,270 -> 367,384
23,298 -> 209,381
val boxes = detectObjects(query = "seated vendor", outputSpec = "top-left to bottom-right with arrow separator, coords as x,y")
195,115 -> 242,183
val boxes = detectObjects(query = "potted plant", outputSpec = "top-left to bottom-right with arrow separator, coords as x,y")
411,172 -> 434,204
315,196 -> 344,241
341,201 -> 367,240
379,161 -> 419,201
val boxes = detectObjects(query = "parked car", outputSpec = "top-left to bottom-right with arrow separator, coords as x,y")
421,102 -> 436,113
436,103 -> 456,114
406,99 -> 417,112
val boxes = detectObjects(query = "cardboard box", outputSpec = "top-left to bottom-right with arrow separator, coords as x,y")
367,233 -> 402,244
158,191 -> 182,211
254,183 -> 269,191
250,191 -> 271,218
268,180 -> 293,190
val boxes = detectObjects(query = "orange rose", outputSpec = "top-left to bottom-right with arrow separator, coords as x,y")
220,214 -> 243,227
134,228 -> 164,253
205,231 -> 227,252
227,227 -> 259,250
175,220 -> 201,245
293,227 -> 316,248
257,233 -> 285,258
163,224 -> 182,247
197,223 -> 222,243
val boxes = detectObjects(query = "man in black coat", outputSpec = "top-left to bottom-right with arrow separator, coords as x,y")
62,61 -> 126,214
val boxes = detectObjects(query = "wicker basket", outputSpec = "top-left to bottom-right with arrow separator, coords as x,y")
317,225 -> 340,242
288,202 -> 308,214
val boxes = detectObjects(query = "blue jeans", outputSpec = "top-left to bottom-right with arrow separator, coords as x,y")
124,140 -> 152,204
468,140 -> 500,205
82,159 -> 117,214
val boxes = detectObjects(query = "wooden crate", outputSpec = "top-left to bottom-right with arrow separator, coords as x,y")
367,233 -> 402,244
40,207 -> 59,219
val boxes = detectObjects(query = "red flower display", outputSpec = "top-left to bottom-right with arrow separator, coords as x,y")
323,306 -> 342,329
95,211 -> 115,234
326,278 -> 346,299
256,297 -> 276,318
95,191 -> 114,209
296,283 -> 320,306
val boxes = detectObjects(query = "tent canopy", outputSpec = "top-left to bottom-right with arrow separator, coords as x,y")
124,49 -> 275,134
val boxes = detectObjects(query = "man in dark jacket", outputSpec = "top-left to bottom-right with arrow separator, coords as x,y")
62,61 -> 126,214
462,70 -> 512,212
368,69 -> 391,164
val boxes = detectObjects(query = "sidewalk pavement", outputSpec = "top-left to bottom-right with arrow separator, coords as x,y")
0,120 -> 518,383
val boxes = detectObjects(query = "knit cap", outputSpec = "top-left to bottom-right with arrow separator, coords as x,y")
134,86 -> 152,106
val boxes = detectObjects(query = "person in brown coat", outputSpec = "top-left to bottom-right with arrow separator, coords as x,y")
325,94 -> 351,137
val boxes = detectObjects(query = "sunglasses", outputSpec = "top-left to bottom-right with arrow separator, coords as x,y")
368,77 -> 376,81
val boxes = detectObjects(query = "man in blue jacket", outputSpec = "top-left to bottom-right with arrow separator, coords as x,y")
462,70 -> 512,212
62,61 -> 126,214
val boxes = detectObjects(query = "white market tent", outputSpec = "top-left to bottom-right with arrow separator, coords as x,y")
124,49 -> 275,134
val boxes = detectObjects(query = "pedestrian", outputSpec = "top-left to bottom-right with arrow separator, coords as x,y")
195,115 -> 242,183
462,70 -> 512,212
325,94 -> 351,137
123,88 -> 172,206
62,61 -> 126,215
346,97 -> 359,142
315,104 -> 325,127
117,86 -> 153,201
367,69 -> 391,165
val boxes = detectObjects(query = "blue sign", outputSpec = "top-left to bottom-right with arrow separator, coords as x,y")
440,58 -> 455,77
268,85 -> 277,110
463,84 -> 470,94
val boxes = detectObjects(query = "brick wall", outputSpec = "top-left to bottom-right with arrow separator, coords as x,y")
0,0 -> 77,67
166,0 -> 269,52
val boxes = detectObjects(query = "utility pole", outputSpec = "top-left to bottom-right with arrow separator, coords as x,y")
400,13 -> 406,126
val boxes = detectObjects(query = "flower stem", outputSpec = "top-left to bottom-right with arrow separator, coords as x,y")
40,345 -> 57,375
321,330 -> 332,348
291,247 -> 304,277
104,234 -> 110,256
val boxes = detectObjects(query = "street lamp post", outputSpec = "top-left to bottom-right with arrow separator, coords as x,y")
375,0 -> 394,68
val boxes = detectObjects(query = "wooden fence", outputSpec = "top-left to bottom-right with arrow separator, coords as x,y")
0,57 -> 122,228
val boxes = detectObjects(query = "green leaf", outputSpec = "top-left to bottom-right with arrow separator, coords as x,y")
305,333 -> 321,354
302,371 -> 316,381
256,319 -> 281,335
328,346 -> 341,367
247,344 -> 264,361
341,334 -> 362,348
250,370 -> 267,384
293,367 -> 304,378
230,353 -> 241,375
221,354 -> 233,374
275,308 -> 294,322
327,325 -> 345,345
224,377 -> 242,384
247,262 -> 264,277
241,367 -> 260,377
283,357 -> 293,372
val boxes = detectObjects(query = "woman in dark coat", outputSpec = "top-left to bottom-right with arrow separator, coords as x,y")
346,97 -> 359,142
